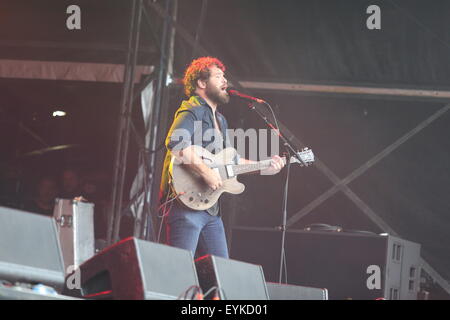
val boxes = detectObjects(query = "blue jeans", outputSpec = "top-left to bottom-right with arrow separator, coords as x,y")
165,202 -> 229,258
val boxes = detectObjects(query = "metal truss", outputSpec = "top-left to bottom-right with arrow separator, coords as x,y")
107,0 -> 176,245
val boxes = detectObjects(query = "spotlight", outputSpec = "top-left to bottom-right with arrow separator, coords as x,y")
53,110 -> 67,117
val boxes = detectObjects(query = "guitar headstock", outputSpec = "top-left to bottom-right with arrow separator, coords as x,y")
290,147 -> 315,167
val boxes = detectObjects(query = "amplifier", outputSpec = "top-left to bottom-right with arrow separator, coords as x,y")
231,229 -> 421,300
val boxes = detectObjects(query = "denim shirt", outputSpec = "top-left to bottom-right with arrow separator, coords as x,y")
160,96 -> 236,216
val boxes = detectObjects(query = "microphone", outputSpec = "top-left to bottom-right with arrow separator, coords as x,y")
227,89 -> 266,104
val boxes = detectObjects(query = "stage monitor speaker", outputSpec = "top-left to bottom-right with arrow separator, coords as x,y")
0,284 -> 80,300
266,282 -> 328,300
78,237 -> 199,300
231,229 -> 421,300
195,255 -> 269,300
0,207 -> 65,291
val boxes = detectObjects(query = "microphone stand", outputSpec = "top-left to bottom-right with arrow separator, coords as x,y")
246,102 -> 305,283
279,148 -> 291,283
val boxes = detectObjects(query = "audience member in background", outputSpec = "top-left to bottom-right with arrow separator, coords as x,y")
24,176 -> 58,216
82,178 -> 100,203
59,168 -> 83,199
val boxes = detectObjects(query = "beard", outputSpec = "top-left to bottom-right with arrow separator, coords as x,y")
205,83 -> 230,105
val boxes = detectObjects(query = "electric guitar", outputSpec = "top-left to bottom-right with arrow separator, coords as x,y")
169,145 -> 314,210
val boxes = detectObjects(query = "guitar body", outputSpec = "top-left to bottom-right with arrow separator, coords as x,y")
170,145 -> 245,211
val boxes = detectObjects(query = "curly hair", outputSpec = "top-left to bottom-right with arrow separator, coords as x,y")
182,57 -> 226,97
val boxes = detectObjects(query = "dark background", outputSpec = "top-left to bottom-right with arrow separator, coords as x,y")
0,0 -> 448,296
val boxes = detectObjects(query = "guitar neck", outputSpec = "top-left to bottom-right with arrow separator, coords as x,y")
232,158 -> 285,175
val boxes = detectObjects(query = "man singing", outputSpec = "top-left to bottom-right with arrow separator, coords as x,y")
160,57 -> 284,258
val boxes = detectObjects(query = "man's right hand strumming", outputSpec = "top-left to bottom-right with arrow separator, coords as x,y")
172,146 -> 223,191
201,168 -> 222,191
